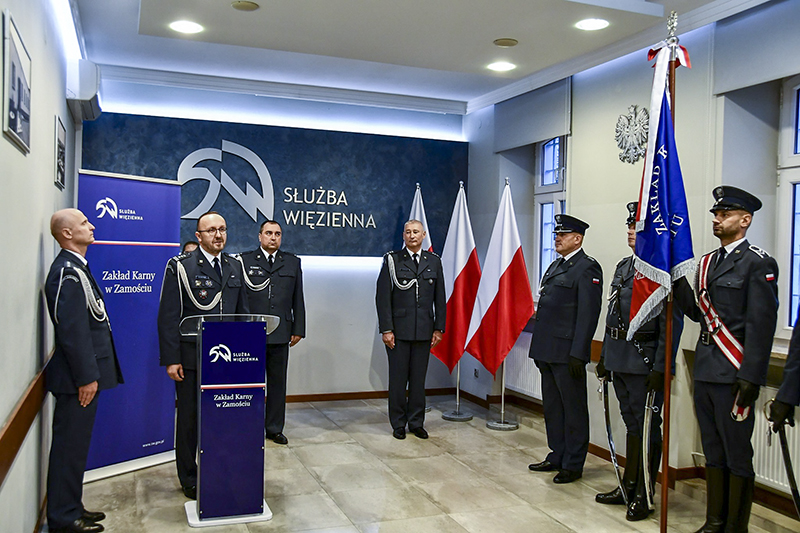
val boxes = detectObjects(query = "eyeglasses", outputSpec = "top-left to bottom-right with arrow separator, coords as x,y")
198,227 -> 227,235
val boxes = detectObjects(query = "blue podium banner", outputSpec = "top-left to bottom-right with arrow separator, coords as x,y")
78,171 -> 180,470
199,320 -> 267,520
82,113 -> 468,255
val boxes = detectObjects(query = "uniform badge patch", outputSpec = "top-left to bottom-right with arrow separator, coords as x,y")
592,278 -> 601,285
765,273 -> 775,282
199,290 -> 208,300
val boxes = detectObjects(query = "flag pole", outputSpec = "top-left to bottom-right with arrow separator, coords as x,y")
660,11 -> 679,533
443,361 -> 474,421
487,362 -> 519,431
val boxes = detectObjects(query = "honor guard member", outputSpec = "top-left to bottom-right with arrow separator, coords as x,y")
768,304 -> 799,432
237,220 -> 306,445
528,214 -> 602,483
594,202 -> 683,521
674,186 -> 779,533
157,211 -> 249,500
45,209 -> 123,533
376,220 -> 446,440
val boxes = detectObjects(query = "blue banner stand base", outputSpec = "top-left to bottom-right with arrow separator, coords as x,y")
184,501 -> 272,528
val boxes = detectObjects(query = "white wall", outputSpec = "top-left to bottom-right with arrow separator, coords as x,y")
0,0 -> 76,530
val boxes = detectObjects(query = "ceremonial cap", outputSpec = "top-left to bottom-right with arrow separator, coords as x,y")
554,214 -> 590,235
626,202 -> 638,225
710,186 -> 762,214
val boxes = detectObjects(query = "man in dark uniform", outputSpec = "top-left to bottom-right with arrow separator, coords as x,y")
157,211 -> 249,500
594,202 -> 683,520
674,186 -> 779,533
768,304 -> 799,429
376,219 -> 446,440
528,214 -> 602,483
45,209 -> 123,533
237,220 -> 305,445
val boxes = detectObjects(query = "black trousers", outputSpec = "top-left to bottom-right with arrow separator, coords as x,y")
694,380 -> 756,478
47,392 -> 99,528
613,372 -> 663,445
174,368 -> 197,489
265,342 -> 289,436
539,361 -> 589,472
386,339 -> 430,430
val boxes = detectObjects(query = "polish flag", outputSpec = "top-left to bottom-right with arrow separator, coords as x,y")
406,183 -> 434,252
431,183 -> 482,372
465,182 -> 534,376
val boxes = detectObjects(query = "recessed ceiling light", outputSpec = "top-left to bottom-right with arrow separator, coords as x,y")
493,38 -> 519,48
488,61 -> 516,72
231,1 -> 260,11
169,20 -> 204,34
575,18 -> 609,31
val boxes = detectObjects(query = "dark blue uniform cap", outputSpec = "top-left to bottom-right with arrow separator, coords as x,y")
554,214 -> 590,235
710,186 -> 762,214
626,202 -> 638,225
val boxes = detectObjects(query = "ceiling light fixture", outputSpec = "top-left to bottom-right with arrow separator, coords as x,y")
487,61 -> 516,72
231,1 -> 260,11
493,38 -> 519,48
575,18 -> 610,31
169,20 -> 204,34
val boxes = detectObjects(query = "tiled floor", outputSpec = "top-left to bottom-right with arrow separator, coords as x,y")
79,397 -> 771,532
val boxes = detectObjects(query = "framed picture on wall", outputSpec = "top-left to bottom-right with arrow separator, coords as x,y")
3,10 -> 31,153
55,116 -> 66,189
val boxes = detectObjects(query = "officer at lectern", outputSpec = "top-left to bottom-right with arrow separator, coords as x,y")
157,211 -> 249,500
237,220 -> 306,445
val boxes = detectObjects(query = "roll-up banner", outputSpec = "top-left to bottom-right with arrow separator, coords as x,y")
77,170 -> 180,472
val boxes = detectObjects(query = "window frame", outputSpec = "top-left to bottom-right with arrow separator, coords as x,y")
532,135 -> 567,298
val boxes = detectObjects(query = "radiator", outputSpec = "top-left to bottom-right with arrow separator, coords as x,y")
504,332 -> 542,400
753,387 -> 800,496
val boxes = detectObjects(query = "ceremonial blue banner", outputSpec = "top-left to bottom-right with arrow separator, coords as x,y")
198,320 -> 267,520
81,113 -> 467,256
78,171 -> 180,470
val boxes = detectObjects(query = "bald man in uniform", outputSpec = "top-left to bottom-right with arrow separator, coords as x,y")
45,209 -> 123,533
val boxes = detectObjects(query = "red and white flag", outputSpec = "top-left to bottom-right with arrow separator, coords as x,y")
431,183 -> 481,372
465,182 -> 534,376
406,183 -> 434,252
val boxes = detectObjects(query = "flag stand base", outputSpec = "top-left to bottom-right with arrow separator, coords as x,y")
486,363 -> 518,431
486,419 -> 519,431
443,410 -> 473,422
442,363 -> 473,421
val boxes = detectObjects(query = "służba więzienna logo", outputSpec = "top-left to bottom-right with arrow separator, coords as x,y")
209,344 -> 232,363
95,197 -> 118,219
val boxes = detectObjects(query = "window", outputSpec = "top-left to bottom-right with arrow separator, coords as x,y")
533,136 -> 567,295
779,75 -> 800,331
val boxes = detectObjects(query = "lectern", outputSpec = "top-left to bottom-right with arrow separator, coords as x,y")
180,314 -> 279,527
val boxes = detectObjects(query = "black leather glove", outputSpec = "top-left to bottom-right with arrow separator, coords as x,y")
731,379 -> 760,409
595,358 -> 607,379
646,370 -> 664,393
768,400 -> 796,431
568,357 -> 585,379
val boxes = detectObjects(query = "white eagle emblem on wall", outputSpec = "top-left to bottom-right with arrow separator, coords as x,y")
615,105 -> 649,164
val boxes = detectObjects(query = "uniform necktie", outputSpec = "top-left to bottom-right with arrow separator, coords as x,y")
413,253 -> 419,266
716,247 -> 727,268
268,255 -> 274,268
213,257 -> 222,278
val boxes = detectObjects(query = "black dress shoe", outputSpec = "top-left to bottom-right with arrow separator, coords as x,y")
51,517 -> 105,533
595,487 -> 626,505
267,432 -> 288,445
81,509 -> 105,522
411,427 -> 428,439
528,460 -> 556,472
393,427 -> 406,440
553,469 -> 582,484
182,485 -> 197,500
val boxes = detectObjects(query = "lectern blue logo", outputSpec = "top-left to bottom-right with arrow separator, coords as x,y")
178,140 -> 274,222
209,344 -> 232,363
95,197 -> 118,219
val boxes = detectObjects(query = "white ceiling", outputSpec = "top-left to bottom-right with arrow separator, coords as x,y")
74,0 -> 767,114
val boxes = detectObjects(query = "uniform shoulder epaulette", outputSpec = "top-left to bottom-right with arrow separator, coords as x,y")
747,245 -> 771,259
280,251 -> 298,258
616,257 -> 628,268
701,250 -> 715,260
63,260 -> 75,269
223,251 -> 240,259
585,254 -> 598,263
384,250 -> 399,257
171,251 -> 191,262
423,250 -> 440,259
